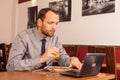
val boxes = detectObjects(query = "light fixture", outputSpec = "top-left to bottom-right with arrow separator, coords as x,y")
31,0 -> 36,5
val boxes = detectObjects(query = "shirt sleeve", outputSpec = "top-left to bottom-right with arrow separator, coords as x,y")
6,34 -> 41,71
54,36 -> 70,66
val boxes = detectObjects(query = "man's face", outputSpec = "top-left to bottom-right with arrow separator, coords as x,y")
39,11 -> 59,37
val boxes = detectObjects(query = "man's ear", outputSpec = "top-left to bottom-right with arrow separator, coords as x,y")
37,18 -> 42,26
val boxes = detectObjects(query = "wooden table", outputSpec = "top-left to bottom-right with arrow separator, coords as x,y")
0,71 -> 115,80
102,63 -> 120,70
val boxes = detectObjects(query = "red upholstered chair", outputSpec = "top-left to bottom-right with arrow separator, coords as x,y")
115,48 -> 120,80
63,45 -> 79,57
77,46 -> 88,62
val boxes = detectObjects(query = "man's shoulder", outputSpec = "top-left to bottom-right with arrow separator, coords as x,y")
18,27 -> 36,36
16,27 -> 37,40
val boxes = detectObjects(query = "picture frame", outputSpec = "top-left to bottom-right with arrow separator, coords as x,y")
49,0 -> 71,22
27,6 -> 38,28
82,0 -> 115,16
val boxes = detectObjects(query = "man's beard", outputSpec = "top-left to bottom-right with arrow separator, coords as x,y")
41,29 -> 54,37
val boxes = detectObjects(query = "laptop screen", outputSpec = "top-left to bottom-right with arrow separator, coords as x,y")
79,53 -> 106,77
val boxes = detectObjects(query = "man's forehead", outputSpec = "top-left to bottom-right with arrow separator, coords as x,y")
46,11 -> 59,17
45,11 -> 59,21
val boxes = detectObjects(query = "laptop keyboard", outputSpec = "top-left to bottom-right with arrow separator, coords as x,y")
65,69 -> 80,74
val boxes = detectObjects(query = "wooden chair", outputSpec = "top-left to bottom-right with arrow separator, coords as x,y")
88,46 -> 117,80
0,43 -> 12,71
0,43 -> 7,71
5,43 -> 12,62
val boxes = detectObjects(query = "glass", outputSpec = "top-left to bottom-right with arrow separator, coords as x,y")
52,53 -> 60,58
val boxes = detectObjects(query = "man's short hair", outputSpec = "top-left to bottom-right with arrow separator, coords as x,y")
37,8 -> 59,21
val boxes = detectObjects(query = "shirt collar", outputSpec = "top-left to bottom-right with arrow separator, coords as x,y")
33,27 -> 51,42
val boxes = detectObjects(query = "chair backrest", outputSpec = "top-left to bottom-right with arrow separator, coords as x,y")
5,43 -> 12,62
63,45 -> 79,57
0,43 -> 12,71
88,46 -> 117,80
0,43 -> 7,71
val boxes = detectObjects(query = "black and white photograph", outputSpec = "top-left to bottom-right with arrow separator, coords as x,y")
49,0 -> 71,22
82,0 -> 115,16
27,6 -> 38,28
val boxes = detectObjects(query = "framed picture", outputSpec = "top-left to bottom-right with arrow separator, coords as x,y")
49,0 -> 71,22
27,6 -> 38,28
82,0 -> 115,16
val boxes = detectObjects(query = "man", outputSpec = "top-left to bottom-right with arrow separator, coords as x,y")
6,8 -> 82,71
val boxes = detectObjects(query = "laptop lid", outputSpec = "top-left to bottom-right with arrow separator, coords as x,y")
79,53 -> 105,77
60,53 -> 106,78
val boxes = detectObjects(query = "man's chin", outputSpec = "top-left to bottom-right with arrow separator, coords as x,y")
48,34 -> 54,37
44,32 -> 55,37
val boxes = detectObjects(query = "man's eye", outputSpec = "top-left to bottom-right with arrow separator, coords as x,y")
48,22 -> 53,24
48,22 -> 59,25
56,22 -> 59,25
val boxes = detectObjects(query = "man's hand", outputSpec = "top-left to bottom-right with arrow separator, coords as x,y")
69,57 -> 82,70
40,47 -> 60,63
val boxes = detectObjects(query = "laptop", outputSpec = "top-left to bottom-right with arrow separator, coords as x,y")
60,53 -> 106,78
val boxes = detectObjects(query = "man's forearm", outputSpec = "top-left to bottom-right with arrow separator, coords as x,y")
6,57 -> 41,71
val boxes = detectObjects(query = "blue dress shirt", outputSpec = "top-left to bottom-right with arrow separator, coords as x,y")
6,27 -> 70,71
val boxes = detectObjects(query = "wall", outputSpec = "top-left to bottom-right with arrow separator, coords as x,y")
16,0 -> 120,46
0,0 -> 13,44
1,0 -> 120,46
0,0 -> 17,44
